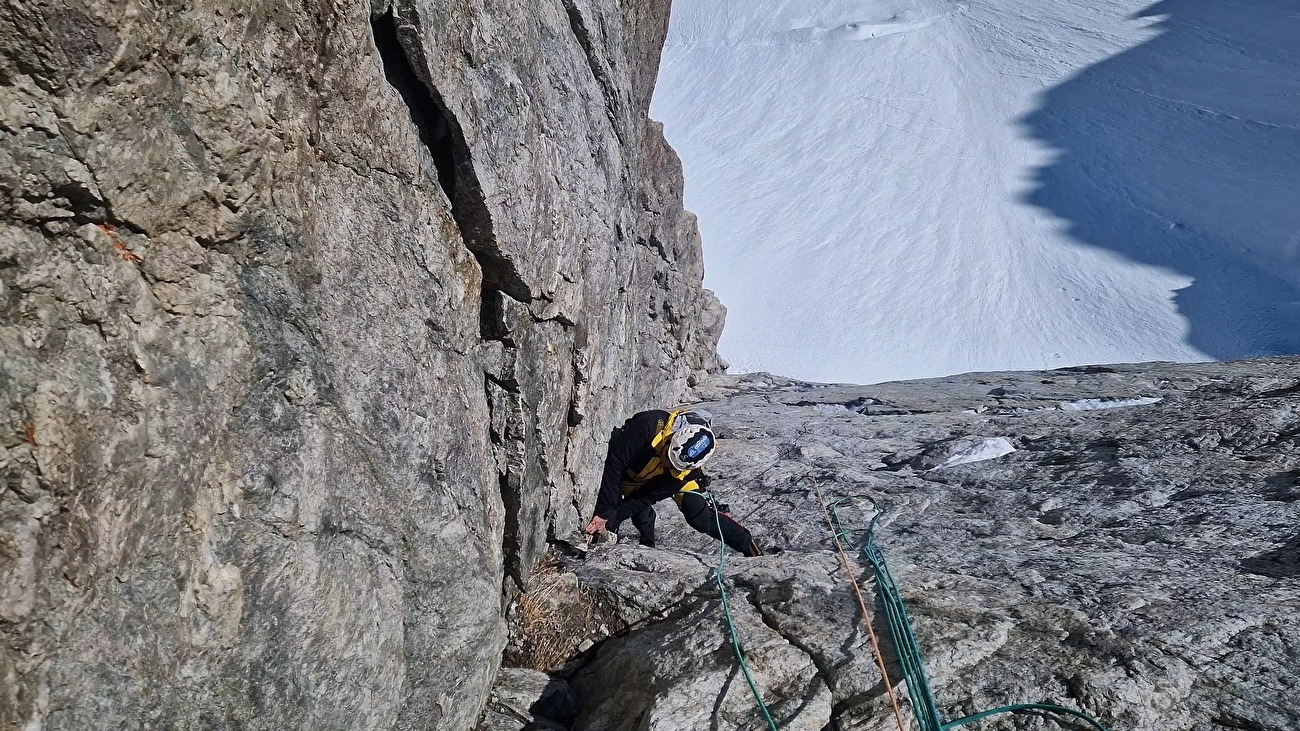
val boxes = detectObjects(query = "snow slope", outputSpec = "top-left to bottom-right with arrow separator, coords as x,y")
652,0 -> 1300,384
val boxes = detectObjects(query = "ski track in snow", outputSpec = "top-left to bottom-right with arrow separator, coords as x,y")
652,0 -> 1300,384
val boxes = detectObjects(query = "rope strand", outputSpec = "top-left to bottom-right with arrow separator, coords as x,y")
709,494 -> 780,730
828,495 -> 1113,731
813,480 -> 908,731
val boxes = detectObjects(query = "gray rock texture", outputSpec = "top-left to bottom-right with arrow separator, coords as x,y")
0,0 -> 720,728
533,358 -> 1300,730
476,667 -> 578,731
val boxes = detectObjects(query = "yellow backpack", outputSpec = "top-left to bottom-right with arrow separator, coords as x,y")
621,410 -> 704,501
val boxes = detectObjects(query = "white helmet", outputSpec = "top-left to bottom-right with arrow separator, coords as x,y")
666,411 -> 716,471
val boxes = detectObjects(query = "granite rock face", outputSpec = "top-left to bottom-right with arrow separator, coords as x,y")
530,358 -> 1300,730
476,667 -> 578,731
0,0 -> 720,728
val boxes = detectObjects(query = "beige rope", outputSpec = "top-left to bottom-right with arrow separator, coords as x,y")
813,479 -> 909,731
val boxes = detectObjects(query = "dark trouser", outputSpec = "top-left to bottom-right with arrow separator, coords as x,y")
677,492 -> 756,555
608,503 -> 659,546
630,504 -> 658,546
610,491 -> 756,555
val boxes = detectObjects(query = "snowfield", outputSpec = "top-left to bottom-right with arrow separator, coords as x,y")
652,0 -> 1300,384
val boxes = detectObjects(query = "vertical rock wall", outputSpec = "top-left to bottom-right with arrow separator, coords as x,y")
0,0 -> 722,728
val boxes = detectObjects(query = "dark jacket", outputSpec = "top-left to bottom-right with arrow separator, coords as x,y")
594,410 -> 706,520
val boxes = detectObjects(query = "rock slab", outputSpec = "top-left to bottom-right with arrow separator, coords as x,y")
553,359 -> 1299,730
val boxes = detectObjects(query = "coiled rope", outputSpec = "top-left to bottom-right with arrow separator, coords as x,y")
827,495 -> 1114,731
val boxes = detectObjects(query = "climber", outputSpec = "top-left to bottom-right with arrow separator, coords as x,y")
583,408 -> 765,556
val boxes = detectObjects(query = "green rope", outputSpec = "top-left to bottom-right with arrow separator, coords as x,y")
944,703 -> 1111,730
709,494 -> 780,731
828,497 -> 1113,731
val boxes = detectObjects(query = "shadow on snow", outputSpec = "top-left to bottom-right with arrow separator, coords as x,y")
1020,0 -> 1300,359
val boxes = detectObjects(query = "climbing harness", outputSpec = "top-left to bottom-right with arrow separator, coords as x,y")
826,495 -> 1114,731
708,494 -> 780,731
672,479 -> 708,507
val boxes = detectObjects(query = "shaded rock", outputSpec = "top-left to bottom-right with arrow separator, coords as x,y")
476,668 -> 578,731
